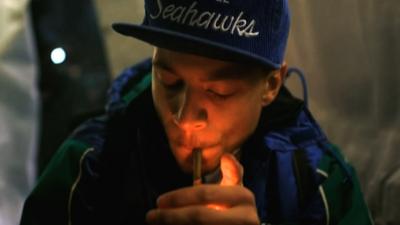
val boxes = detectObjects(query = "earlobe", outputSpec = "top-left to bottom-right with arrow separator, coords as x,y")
261,83 -> 271,106
261,97 -> 270,107
280,61 -> 288,81
261,93 -> 274,107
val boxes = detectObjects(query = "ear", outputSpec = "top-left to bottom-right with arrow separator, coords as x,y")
261,61 -> 288,106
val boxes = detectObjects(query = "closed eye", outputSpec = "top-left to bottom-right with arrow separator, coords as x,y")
163,80 -> 183,91
155,69 -> 183,90
207,89 -> 234,100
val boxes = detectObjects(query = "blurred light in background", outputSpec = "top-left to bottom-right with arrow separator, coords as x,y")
31,0 -> 111,174
50,47 -> 66,64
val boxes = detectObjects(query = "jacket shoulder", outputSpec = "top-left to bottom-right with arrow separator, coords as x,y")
20,138 -> 95,225
317,144 -> 373,225
20,59 -> 153,225
255,104 -> 371,224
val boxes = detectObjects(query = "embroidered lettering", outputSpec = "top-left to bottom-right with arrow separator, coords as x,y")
212,14 -> 235,32
193,12 -> 216,29
182,2 -> 198,24
162,4 -> 176,19
149,1 -> 260,38
150,0 -> 163,19
231,12 -> 246,35
242,20 -> 259,37
216,0 -> 230,4
171,6 -> 186,22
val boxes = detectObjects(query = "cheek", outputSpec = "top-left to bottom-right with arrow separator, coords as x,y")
152,80 -> 182,117
152,82 -> 183,146
152,82 -> 172,121
211,96 -> 263,150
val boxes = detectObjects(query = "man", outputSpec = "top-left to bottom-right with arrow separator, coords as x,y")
20,0 -> 373,224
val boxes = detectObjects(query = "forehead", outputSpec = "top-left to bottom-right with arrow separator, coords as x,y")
152,48 -> 266,81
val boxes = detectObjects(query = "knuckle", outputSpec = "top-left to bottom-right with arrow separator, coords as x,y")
152,210 -> 165,224
238,163 -> 244,175
163,196 -> 179,208
241,188 -> 256,204
198,187 -> 215,203
241,207 -> 260,225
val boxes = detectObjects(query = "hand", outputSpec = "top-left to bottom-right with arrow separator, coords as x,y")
146,153 -> 260,225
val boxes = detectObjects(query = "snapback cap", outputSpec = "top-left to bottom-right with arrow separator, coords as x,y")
113,0 -> 290,70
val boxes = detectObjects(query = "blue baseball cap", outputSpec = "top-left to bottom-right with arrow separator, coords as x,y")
113,0 -> 290,70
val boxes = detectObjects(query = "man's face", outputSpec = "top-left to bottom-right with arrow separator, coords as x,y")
152,48 -> 273,174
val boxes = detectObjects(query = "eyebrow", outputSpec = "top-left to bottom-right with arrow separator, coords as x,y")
152,59 -> 252,81
206,64 -> 250,81
152,60 -> 177,74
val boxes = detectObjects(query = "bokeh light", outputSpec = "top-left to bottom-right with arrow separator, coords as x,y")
50,47 -> 66,64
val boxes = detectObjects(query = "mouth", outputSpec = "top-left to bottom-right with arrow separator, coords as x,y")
169,124 -> 221,146
176,143 -> 221,162
187,146 -> 223,173
192,148 -> 202,185
175,134 -> 222,150
167,129 -> 224,173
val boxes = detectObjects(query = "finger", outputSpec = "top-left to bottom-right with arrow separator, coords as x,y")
220,153 -> 243,186
157,185 -> 255,208
207,203 -> 228,211
147,206 -> 216,225
146,205 -> 259,225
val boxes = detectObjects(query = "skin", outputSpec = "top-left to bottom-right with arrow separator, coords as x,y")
148,47 -> 287,225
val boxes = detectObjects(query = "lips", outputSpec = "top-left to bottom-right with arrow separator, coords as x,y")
173,130 -> 222,149
180,145 -> 222,174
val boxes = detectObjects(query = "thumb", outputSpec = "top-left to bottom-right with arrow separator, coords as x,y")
219,153 -> 243,186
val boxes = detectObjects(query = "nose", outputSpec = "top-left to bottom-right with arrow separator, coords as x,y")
173,88 -> 207,131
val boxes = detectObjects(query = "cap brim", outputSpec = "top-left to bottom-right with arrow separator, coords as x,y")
112,23 -> 280,70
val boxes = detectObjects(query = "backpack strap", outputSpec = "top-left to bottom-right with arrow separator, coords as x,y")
292,148 -> 318,209
263,107 -> 340,223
